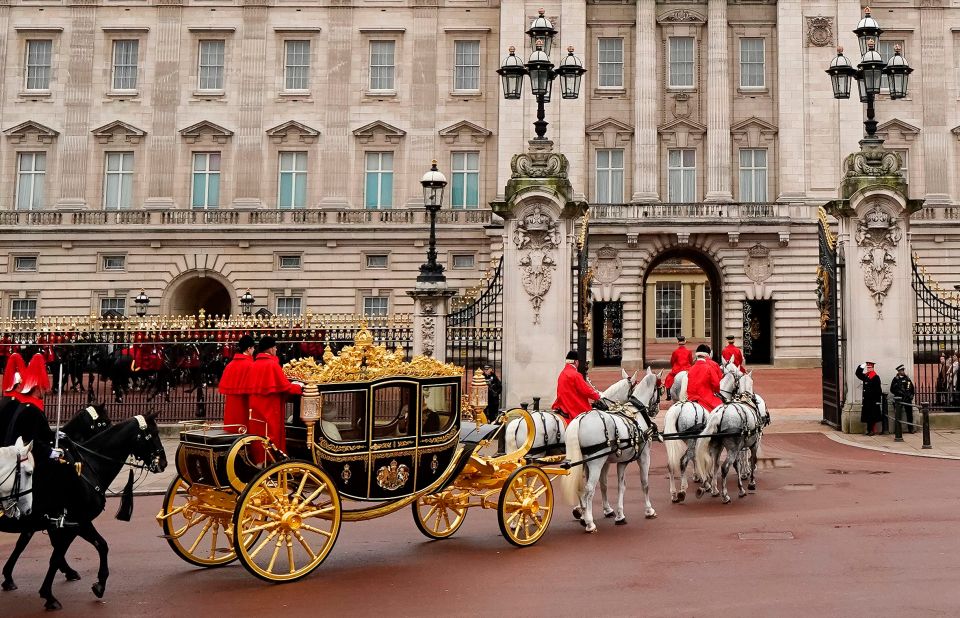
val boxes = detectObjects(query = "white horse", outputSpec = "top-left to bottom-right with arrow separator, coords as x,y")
663,369 -> 739,503
503,368 -> 641,457
694,373 -> 770,503
0,438 -> 34,520
560,369 -> 661,533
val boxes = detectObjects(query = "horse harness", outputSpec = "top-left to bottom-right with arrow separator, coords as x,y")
572,399 -> 656,467
0,449 -> 32,518
518,410 -> 565,458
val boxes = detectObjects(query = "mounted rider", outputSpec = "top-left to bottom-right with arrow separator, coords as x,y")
721,334 -> 745,372
551,350 -> 601,424
664,336 -> 693,400
686,344 -> 723,411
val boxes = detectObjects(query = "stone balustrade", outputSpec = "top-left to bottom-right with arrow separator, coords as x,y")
590,202 -> 795,222
911,206 -> 960,222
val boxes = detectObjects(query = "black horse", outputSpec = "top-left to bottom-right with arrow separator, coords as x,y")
0,413 -> 166,611
1,404 -> 111,592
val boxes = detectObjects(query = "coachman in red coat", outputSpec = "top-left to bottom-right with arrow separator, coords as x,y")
551,351 -> 601,423
664,336 -> 693,393
219,335 -> 256,433
721,335 -> 745,372
686,345 -> 723,411
248,336 -> 302,453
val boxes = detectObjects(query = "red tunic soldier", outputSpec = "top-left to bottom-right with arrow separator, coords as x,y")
219,335 -> 255,433
551,350 -> 601,423
721,334 -> 745,372
686,344 -> 723,411
248,336 -> 302,453
664,336 -> 693,396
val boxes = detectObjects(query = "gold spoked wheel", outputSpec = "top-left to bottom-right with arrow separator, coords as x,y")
412,488 -> 469,540
233,461 -> 341,583
498,466 -> 554,547
160,476 -> 240,568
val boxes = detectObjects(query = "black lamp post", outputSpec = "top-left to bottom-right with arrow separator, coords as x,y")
134,289 -> 150,317
497,10 -> 586,142
239,289 -> 255,316
826,8 -> 913,142
417,161 -> 448,284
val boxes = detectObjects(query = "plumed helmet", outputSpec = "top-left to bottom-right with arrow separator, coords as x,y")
2,352 -> 26,394
19,353 -> 51,395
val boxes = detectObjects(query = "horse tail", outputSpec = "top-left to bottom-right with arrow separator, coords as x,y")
694,411 -> 723,482
560,415 -> 586,506
664,403 -> 683,477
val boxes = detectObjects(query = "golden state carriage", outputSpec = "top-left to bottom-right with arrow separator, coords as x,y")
156,326 -> 566,582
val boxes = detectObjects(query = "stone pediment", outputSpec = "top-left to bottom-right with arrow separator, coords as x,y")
438,120 -> 492,145
179,120 -> 234,144
730,117 -> 778,147
4,120 -> 59,144
91,120 -> 147,145
658,118 -> 707,135
876,118 -> 920,142
352,120 -> 406,145
657,9 -> 706,25
585,118 -> 634,148
266,120 -> 320,145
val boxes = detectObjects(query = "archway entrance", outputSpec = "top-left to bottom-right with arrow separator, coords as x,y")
641,249 -> 722,369
165,272 -> 234,316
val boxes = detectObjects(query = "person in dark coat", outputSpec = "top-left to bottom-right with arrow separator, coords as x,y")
855,361 -> 883,436
482,363 -> 502,422
889,363 -> 916,434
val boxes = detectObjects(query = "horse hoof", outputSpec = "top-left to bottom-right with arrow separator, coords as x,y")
572,508 -> 582,520
615,518 -> 627,526
695,488 -> 706,499
64,571 -> 81,582
721,495 -> 732,504
671,495 -> 680,503
44,599 -> 62,611
677,491 -> 686,503
585,525 -> 597,534
92,582 -> 105,599
603,510 -> 616,518
645,512 -> 657,520
748,482 -> 756,491
1,579 -> 16,592
738,489 -> 747,498
578,518 -> 586,527
711,490 -> 720,497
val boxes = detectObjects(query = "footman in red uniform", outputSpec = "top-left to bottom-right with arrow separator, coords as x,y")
248,336 -> 302,453
721,334 -> 745,372
664,336 -> 693,398
551,350 -> 601,423
686,344 -> 723,411
219,335 -> 255,433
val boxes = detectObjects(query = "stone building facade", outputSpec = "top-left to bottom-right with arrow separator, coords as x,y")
1,0 -> 960,370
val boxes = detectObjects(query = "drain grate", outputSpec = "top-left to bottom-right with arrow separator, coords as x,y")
738,531 -> 795,541
826,469 -> 891,475
782,483 -> 816,491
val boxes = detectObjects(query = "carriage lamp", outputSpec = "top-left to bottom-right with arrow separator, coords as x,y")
469,368 -> 489,424
239,289 -> 255,316
417,161 -> 448,285
300,383 -> 321,448
134,290 -> 150,317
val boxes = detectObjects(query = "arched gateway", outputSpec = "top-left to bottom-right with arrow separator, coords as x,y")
163,270 -> 235,316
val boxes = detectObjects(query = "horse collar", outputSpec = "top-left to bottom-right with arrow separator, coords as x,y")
134,415 -> 148,431
85,406 -> 99,420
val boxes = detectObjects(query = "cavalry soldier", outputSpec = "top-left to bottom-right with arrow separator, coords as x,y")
664,336 -> 693,400
0,352 -> 27,434
889,363 -> 916,434
686,344 -> 723,411
721,335 -> 745,372
855,361 -> 883,436
551,350 -> 602,424
248,336 -> 303,454
219,335 -> 255,433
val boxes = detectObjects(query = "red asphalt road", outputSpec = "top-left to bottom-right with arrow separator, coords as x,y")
2,434 -> 959,618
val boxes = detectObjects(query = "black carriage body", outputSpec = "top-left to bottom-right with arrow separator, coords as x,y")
175,429 -> 260,490
293,375 -> 462,502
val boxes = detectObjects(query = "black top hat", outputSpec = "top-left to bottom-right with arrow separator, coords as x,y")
677,336 -> 686,343
726,335 -> 735,341
565,350 -> 579,361
695,344 -> 711,355
258,335 -> 278,352
238,335 -> 255,351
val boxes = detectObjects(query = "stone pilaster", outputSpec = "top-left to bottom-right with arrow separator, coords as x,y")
559,0 -> 586,200
145,3 -> 183,209
704,0 -> 732,203
406,5 -> 440,207
231,4 -> 268,209
318,8 -> 353,208
919,3 -> 951,204
632,0 -> 659,203
776,0 -> 806,199
56,6 -> 96,209
494,0 -> 526,200
407,287 -> 456,360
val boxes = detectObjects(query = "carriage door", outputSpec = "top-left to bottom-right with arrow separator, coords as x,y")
742,300 -> 772,364
415,380 -> 461,492
592,302 -> 623,366
369,380 -> 419,500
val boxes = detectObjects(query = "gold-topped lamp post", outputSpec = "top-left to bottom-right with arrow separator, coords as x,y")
468,368 -> 489,424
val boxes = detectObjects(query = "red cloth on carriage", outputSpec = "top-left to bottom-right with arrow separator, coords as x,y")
663,344 -> 693,390
219,353 -> 254,433
686,357 -> 723,411
248,353 -> 302,453
551,363 -> 601,423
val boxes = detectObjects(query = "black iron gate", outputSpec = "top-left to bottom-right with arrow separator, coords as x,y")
446,257 -> 503,374
912,258 -> 960,411
818,208 -> 843,427
573,210 -> 591,374
592,301 -> 623,366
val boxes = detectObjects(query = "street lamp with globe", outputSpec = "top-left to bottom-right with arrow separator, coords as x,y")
134,289 -> 150,317
417,161 -> 448,285
239,289 -> 255,316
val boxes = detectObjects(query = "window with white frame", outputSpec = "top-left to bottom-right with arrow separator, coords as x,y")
454,40 -> 480,91
104,152 -> 135,210
11,298 -> 37,319
893,148 -> 909,182
451,151 -> 480,209
738,149 -> 768,202
668,37 -> 694,88
667,149 -> 696,202
369,41 -> 396,91
278,152 -> 307,209
655,281 -> 682,339
452,254 -> 475,269
703,284 -> 712,338
25,40 -> 52,90
198,40 -> 225,90
15,153 -> 46,211
366,254 -> 388,269
14,256 -> 37,272
595,149 -> 624,203
284,40 -> 310,91
363,296 -> 389,317
102,255 -> 126,271
739,38 -> 765,89
878,40 -> 904,91
278,255 -> 302,270
191,152 -> 221,209
100,297 -> 126,317
364,152 -> 393,209
598,38 -> 624,89
276,296 -> 302,316
112,40 -> 139,91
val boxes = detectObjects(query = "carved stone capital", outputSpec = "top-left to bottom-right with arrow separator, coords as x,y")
510,140 -> 569,179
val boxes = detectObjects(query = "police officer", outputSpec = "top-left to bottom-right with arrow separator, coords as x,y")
889,364 -> 916,434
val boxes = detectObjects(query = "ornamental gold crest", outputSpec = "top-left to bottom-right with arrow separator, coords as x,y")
376,459 -> 410,491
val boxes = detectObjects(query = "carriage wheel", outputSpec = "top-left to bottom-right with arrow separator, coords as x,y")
412,488 -> 469,540
233,461 -> 341,583
161,476 -> 241,568
497,466 -> 554,547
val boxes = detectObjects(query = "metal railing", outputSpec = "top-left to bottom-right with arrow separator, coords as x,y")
890,397 -> 932,449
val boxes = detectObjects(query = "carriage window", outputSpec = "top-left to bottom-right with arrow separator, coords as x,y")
372,383 -> 417,440
320,390 -> 366,442
422,385 -> 456,435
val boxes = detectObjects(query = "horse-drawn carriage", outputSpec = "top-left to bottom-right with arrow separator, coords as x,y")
156,326 -> 565,582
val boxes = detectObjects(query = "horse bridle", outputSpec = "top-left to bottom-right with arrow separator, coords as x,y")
719,371 -> 741,402
0,451 -> 32,518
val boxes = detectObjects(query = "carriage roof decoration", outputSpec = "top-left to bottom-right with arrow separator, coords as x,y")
282,322 -> 462,384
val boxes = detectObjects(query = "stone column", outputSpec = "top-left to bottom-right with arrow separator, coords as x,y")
559,0 -> 587,200
919,3 -> 951,204
405,5 -> 440,207
145,2 -> 183,209
56,6 -> 96,209
704,0 -> 732,203
492,141 -> 586,406
776,0 -> 806,199
318,8 -> 353,208
632,0 -> 659,202
407,288 -> 456,360
231,2 -> 268,209
495,0 -> 526,199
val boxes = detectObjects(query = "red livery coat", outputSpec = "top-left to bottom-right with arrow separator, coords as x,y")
664,345 -> 694,390
219,353 -> 254,433
551,363 -> 601,422
686,358 -> 723,410
721,344 -> 745,372
248,353 -> 302,452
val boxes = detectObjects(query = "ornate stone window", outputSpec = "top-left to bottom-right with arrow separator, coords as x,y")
876,119 -> 919,189
731,117 -> 778,200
